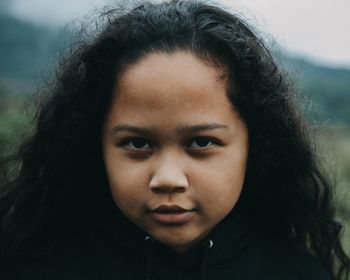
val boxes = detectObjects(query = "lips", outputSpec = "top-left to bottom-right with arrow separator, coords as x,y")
149,205 -> 195,224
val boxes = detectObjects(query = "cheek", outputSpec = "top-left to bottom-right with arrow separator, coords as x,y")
106,169 -> 147,219
103,153 -> 149,210
104,144 -> 147,186
198,177 -> 242,211
190,154 -> 246,212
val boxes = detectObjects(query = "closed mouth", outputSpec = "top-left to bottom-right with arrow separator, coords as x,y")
149,205 -> 196,224
150,205 -> 194,213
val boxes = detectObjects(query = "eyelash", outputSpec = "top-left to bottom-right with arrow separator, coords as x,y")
119,136 -> 220,151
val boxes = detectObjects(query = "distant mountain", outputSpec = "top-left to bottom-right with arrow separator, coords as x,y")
0,14 -> 349,125
279,56 -> 350,125
0,15 -> 63,91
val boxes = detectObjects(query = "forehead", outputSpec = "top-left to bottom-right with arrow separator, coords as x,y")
114,51 -> 230,108
106,51 -> 240,130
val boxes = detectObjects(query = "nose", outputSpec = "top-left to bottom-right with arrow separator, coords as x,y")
149,155 -> 189,194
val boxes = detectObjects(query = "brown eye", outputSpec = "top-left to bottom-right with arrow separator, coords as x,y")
121,138 -> 152,150
188,137 -> 217,148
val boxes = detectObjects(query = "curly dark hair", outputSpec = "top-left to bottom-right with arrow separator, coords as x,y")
0,0 -> 349,278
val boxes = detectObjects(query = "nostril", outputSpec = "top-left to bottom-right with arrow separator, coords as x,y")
151,185 -> 187,194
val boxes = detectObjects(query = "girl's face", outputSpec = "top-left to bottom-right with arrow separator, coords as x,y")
102,51 -> 249,253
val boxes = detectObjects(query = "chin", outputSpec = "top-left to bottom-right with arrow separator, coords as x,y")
152,230 -> 202,252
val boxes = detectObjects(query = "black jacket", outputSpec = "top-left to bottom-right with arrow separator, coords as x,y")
1,203 -> 331,280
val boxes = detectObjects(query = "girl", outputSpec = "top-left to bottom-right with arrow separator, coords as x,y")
0,0 -> 349,279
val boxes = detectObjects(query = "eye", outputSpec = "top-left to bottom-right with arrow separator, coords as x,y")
188,137 -> 218,149
120,138 -> 152,150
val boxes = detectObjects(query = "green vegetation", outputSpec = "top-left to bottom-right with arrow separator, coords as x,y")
0,86 -> 33,156
321,127 -> 350,256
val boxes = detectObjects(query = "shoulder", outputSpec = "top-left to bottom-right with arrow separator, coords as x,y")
0,234 -> 140,280
250,235 -> 331,280
0,236 -> 88,280
0,265 -> 16,280
0,251 -> 77,280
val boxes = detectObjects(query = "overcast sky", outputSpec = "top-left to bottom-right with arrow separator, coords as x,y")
4,0 -> 350,68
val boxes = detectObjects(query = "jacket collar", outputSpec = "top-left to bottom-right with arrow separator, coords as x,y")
92,196 -> 260,268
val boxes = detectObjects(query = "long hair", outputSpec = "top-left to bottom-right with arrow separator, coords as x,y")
0,0 -> 349,278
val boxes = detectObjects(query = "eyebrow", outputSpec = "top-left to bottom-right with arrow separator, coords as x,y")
112,125 -> 155,137
111,123 -> 228,136
179,124 -> 228,133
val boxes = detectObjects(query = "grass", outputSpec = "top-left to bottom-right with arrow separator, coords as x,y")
320,126 -> 350,257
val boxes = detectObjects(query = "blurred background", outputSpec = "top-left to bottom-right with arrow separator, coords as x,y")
0,0 -> 349,254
